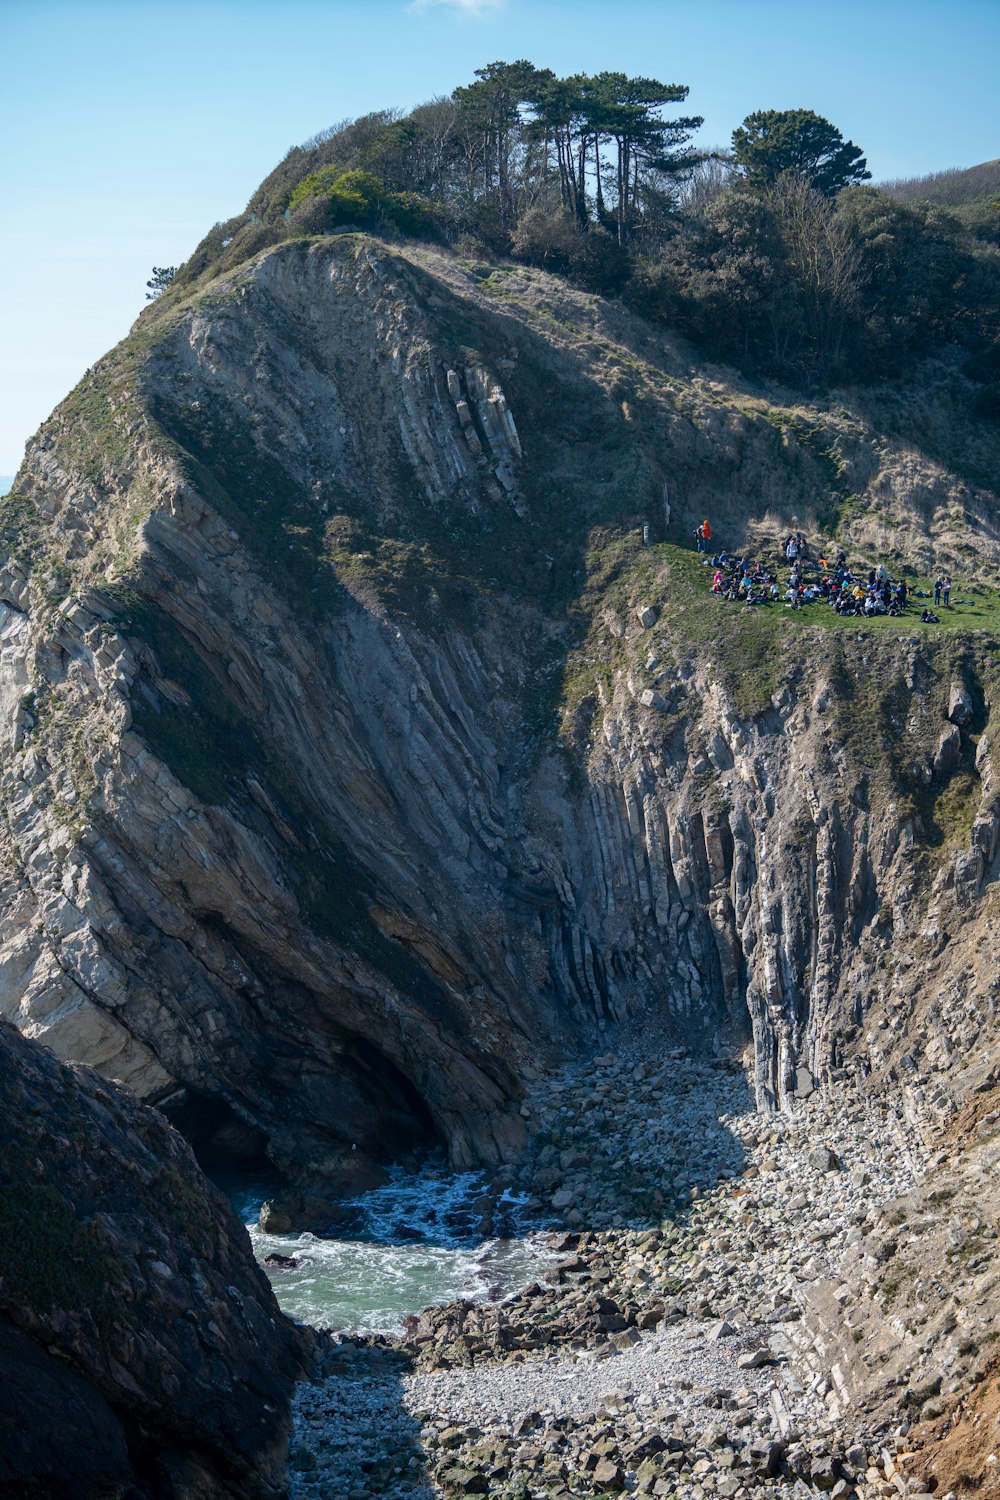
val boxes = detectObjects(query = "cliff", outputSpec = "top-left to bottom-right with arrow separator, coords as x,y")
0,1020 -> 309,1498
1,233 -> 999,1199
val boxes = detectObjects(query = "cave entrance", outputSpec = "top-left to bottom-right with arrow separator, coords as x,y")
154,1087 -> 275,1176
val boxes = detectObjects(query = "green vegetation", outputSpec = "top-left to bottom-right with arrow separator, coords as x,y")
0,485 -> 41,561
286,167 -> 434,237
551,530 -> 1000,861
145,265 -> 177,300
732,109 -> 870,195
147,390 -> 340,622
883,158 -> 1000,245
149,59 -> 997,409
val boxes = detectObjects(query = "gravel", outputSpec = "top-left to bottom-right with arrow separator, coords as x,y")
287,1035 -> 931,1498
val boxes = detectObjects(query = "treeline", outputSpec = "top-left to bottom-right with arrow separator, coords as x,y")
167,60 -> 1000,401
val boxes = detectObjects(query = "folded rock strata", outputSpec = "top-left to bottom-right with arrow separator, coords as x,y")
0,237 -> 998,1194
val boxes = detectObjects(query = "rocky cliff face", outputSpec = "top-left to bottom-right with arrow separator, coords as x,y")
1,235 -> 999,1199
0,1020 -> 309,1499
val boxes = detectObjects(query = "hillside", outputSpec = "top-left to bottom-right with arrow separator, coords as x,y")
3,228 -> 999,1135
2,226 -> 1000,1493
881,157 -> 1000,246
883,156 -> 1000,207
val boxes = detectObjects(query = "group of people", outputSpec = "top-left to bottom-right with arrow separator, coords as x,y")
700,525 -> 951,623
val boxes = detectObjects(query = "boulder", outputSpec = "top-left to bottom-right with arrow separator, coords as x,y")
933,723 -> 962,778
0,1023 -> 309,1500
807,1145 -> 840,1172
749,1441 -> 785,1477
948,681 -> 974,726
260,1192 -> 354,1234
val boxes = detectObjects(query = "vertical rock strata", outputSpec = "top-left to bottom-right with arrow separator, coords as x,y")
0,237 -> 998,1189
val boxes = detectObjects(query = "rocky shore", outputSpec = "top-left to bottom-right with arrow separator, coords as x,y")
285,1039 -> 951,1499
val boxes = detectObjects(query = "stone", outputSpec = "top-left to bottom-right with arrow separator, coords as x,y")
592,1457 -> 625,1490
737,1348 -> 772,1369
934,723 -> 962,778
811,1454 -> 842,1490
637,605 -> 658,629
441,1467 -> 489,1494
708,1319 -> 736,1340
749,1442 -> 785,1477
807,1146 -> 840,1172
627,1435 -> 667,1463
948,682 -> 973,726
639,689 -> 669,712
0,1025 -> 308,1499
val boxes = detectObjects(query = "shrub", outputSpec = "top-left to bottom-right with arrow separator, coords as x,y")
512,208 -> 629,294
287,168 -> 438,238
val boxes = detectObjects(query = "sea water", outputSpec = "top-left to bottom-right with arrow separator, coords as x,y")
230,1164 -> 556,1335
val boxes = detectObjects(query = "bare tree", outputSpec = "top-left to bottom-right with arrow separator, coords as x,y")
769,173 -> 866,367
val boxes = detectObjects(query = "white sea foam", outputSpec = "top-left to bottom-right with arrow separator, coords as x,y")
241,1164 -> 554,1334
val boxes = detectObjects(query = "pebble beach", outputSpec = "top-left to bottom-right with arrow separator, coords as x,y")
286,1041 -> 934,1499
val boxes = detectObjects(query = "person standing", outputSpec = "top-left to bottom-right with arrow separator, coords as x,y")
943,575 -> 952,608
934,576 -> 942,607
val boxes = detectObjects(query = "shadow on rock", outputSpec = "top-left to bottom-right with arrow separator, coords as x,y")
290,1339 -> 436,1499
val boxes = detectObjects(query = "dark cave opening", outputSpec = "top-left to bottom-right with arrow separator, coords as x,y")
154,1087 -> 275,1176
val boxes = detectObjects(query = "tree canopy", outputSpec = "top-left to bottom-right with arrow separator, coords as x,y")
145,266 -> 177,300
161,57 -> 998,415
732,109 -> 871,195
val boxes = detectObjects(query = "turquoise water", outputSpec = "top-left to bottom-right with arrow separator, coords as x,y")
232,1165 -> 555,1335
0,477 -> 13,496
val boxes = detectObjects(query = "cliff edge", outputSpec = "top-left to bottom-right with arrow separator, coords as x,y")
1,234 -> 999,1193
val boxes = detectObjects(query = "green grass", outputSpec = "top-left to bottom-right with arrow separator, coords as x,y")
565,532 -> 904,728
551,532 -> 1000,855
667,543 -> 1000,643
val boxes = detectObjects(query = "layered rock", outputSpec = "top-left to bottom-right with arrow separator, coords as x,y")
1,235 -> 998,1196
0,1019 -> 309,1498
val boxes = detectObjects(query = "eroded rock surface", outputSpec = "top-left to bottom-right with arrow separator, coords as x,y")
0,1021 -> 309,1499
0,236 -> 998,1198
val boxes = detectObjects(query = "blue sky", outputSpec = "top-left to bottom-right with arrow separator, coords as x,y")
1,0 -> 997,473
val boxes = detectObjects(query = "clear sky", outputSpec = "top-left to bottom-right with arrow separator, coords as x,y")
1,0 -> 997,474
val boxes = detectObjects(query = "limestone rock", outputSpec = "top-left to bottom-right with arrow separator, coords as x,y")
0,230 -> 998,1202
948,681 -> 973,726
933,723 -> 962,778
